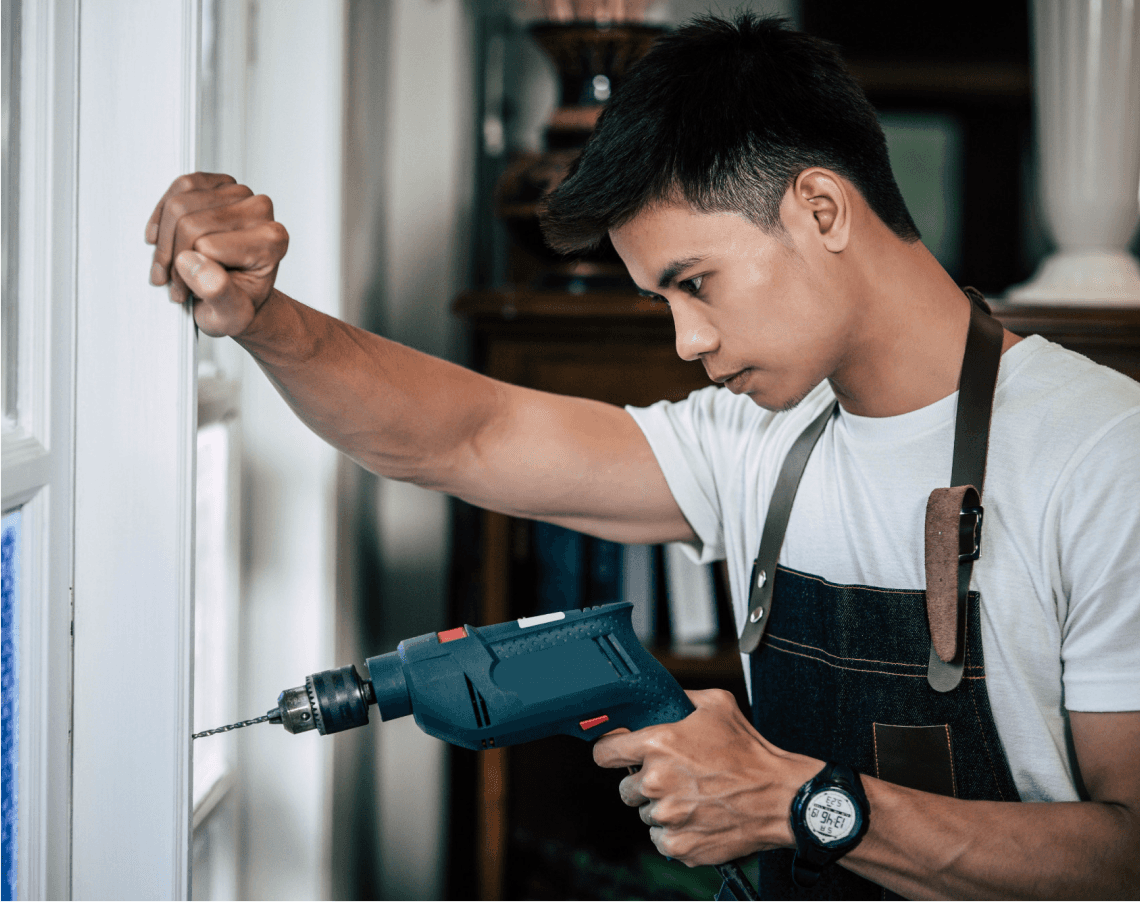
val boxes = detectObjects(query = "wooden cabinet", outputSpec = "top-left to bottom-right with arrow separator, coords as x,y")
989,302 -> 1140,382
451,288 -> 746,900
449,288 -> 1140,900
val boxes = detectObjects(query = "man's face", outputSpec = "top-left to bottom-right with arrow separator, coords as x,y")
610,201 -> 855,412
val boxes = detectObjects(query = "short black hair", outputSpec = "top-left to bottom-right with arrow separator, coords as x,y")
540,14 -> 920,253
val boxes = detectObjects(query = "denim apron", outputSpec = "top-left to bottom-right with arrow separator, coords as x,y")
735,292 -> 1019,900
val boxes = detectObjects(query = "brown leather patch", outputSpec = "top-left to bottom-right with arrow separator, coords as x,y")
873,723 -> 957,797
924,486 -> 974,663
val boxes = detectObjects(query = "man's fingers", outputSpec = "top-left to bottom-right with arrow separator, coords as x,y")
619,772 -> 649,808
151,184 -> 258,297
593,727 -> 652,770
146,172 -> 237,246
154,182 -> 255,266
194,220 -> 289,273
162,194 -> 272,304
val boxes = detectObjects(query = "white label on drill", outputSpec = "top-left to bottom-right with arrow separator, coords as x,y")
517,611 -> 566,629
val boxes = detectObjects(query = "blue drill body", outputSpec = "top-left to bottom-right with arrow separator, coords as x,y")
259,601 -> 757,900
366,602 -> 695,748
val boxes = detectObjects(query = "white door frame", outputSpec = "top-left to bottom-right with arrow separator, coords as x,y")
69,0 -> 199,898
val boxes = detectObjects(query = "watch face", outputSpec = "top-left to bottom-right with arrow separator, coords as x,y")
804,788 -> 859,845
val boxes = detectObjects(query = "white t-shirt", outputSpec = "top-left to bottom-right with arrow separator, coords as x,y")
627,335 -> 1140,802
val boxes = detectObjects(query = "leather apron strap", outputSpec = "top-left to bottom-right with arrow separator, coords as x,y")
739,399 -> 837,654
925,289 -> 1004,691
738,288 -> 1005,694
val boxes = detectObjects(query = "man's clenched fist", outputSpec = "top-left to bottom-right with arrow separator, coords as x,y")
146,172 -> 289,337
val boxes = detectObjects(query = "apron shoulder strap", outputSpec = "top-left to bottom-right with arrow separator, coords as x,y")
739,399 -> 838,654
925,289 -> 1004,692
738,287 -> 1006,680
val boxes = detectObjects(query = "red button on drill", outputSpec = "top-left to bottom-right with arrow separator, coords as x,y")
579,715 -> 610,731
437,626 -> 468,643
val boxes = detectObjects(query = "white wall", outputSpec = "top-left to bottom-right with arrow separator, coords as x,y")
233,3 -> 346,899
367,0 -> 476,897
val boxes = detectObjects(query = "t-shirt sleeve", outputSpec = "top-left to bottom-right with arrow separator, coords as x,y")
1056,407 -> 1140,712
626,386 -> 733,565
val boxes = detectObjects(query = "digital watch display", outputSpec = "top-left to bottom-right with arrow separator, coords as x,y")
790,762 -> 870,887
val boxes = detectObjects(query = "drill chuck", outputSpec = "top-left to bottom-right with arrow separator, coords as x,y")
264,648 -> 416,735
269,663 -> 377,735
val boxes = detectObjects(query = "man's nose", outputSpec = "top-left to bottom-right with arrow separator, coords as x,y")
672,304 -> 718,361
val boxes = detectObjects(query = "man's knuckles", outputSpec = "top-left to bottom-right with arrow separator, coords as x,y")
175,194 -> 272,241
637,768 -> 671,799
248,193 -> 274,220
169,173 -> 200,196
171,171 -> 235,193
647,797 -> 688,827
689,687 -> 738,713
259,220 -> 290,258
653,828 -> 699,863
637,724 -> 679,757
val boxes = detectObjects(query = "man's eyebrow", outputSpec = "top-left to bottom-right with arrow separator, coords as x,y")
657,255 -> 706,290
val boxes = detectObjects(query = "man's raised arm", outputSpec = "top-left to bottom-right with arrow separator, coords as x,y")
146,173 -> 693,546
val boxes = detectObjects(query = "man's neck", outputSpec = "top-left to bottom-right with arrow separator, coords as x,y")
826,234 -> 1016,418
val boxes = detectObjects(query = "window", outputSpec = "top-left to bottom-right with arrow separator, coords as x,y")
2,1 -> 24,889
0,0 -> 76,893
1,511 -> 20,902
0,0 -> 18,431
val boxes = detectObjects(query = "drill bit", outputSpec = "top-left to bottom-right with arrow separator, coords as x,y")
193,713 -> 274,740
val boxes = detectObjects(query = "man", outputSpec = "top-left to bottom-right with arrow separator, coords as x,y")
147,15 -> 1139,899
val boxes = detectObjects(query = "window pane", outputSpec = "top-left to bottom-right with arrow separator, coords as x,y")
2,0 -> 22,425
880,111 -> 965,280
2,508 -> 21,901
192,421 -> 236,811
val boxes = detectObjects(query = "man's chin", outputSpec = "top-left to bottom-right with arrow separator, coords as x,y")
746,384 -> 817,413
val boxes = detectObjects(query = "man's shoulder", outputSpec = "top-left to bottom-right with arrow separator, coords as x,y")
991,335 -> 1140,479
996,334 -> 1140,429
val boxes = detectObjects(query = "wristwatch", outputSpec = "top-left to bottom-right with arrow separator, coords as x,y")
789,762 -> 870,888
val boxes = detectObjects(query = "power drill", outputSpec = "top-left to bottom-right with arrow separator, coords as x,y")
196,601 -> 759,900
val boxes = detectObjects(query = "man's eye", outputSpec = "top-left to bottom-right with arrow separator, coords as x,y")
680,275 -> 703,295
640,291 -> 669,307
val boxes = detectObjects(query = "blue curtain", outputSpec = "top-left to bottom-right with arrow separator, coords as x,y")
0,510 -> 19,902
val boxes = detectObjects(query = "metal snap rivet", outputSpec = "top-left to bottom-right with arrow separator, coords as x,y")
756,569 -> 767,589
749,607 -> 764,623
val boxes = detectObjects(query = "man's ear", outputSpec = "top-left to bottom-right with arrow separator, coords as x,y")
790,168 -> 851,253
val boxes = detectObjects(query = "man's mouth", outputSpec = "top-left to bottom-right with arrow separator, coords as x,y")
712,368 -> 750,393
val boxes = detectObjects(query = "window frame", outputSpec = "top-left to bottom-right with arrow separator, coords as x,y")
1,1 -> 79,897
68,0 -> 200,897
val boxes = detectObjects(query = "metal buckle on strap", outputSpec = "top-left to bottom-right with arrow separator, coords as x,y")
958,505 -> 984,563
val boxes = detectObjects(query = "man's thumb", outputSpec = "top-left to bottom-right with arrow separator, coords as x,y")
174,250 -> 227,302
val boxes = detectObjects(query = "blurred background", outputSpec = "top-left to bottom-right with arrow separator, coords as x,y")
185,0 -> 1139,899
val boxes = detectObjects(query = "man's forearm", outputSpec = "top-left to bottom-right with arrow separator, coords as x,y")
845,777 -> 1140,900
150,174 -> 694,545
234,288 -> 499,488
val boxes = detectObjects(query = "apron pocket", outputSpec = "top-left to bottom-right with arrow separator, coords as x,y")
873,722 -> 957,797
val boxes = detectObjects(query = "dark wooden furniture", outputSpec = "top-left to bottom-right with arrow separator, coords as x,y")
451,288 -> 1140,899
989,302 -> 1140,381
